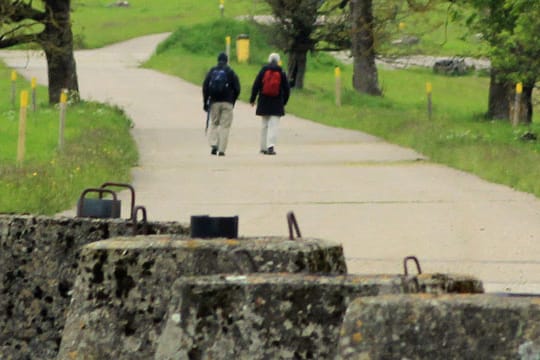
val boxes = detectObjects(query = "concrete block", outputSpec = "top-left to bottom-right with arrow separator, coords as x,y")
0,215 -> 188,360
154,274 -> 418,360
57,236 -> 347,359
337,294 -> 540,359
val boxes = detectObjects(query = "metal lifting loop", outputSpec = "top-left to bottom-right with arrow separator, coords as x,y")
132,205 -> 148,236
403,255 -> 422,276
100,182 -> 136,220
287,211 -> 302,240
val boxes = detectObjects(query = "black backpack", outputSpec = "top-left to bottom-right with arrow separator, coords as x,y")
208,68 -> 230,98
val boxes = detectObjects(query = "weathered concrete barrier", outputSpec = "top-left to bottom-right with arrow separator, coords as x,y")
56,236 -> 348,359
156,273 -> 481,360
58,242 -> 481,360
0,215 -> 188,360
337,294 -> 540,359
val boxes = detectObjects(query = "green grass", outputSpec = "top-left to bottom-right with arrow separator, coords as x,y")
71,0 -> 268,48
376,2 -> 489,57
0,66 -> 138,215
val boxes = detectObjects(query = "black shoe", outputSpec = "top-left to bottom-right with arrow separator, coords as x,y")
211,146 -> 218,155
218,152 -> 225,156
260,150 -> 267,154
266,146 -> 276,155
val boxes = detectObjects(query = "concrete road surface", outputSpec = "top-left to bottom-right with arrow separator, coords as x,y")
2,33 -> 540,293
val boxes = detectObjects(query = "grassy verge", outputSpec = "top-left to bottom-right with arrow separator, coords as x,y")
71,0 -> 268,48
145,18 -> 540,198
0,66 -> 138,214
377,3 -> 490,57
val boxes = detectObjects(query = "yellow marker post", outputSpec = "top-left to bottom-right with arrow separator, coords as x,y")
225,36 -> 231,59
60,90 -> 68,104
335,67 -> 342,107
516,82 -> 523,94
399,22 -> 406,31
513,82 -> 523,126
236,34 -> 250,63
31,77 -> 37,112
17,91 -> 28,165
426,82 -> 432,94
58,89 -> 68,150
426,82 -> 433,120
11,70 -> 17,107
219,0 -> 224,16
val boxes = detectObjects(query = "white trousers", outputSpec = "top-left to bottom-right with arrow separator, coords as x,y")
260,115 -> 280,151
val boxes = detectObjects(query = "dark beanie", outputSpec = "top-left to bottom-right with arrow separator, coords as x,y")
218,52 -> 228,63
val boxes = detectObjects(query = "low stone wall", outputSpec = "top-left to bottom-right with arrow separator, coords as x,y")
0,215 -> 188,360
155,274 -> 482,360
58,250 -> 482,360
56,236 -> 347,359
0,214 -> 492,360
337,294 -> 540,359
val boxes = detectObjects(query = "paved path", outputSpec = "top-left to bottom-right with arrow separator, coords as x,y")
2,34 -> 540,293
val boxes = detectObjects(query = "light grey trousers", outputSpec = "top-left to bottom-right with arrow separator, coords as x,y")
260,115 -> 280,151
208,102 -> 234,153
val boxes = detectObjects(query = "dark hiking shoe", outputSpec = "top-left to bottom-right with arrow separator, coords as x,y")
218,152 -> 225,156
211,146 -> 218,155
266,146 -> 276,155
260,150 -> 267,154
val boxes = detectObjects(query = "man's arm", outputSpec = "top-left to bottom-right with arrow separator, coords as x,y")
202,69 -> 212,108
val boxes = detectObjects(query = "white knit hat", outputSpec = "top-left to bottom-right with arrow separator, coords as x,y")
268,53 -> 280,64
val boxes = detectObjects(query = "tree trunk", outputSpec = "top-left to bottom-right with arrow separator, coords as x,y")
287,50 -> 308,89
522,84 -> 534,124
488,69 -> 534,124
510,83 -> 534,125
487,69 -> 512,120
350,0 -> 381,96
40,0 -> 79,104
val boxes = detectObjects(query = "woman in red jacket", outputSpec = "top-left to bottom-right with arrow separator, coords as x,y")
250,53 -> 290,155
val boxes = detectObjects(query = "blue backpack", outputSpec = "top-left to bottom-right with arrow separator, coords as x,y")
208,68 -> 229,98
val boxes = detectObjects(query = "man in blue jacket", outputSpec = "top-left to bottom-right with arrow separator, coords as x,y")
203,52 -> 241,156
249,53 -> 290,155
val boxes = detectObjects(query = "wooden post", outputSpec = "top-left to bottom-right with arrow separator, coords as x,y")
17,91 -> 28,166
58,89 -> 68,150
225,36 -> 231,59
335,67 -> 342,107
31,77 -> 37,112
219,0 -> 224,16
11,70 -> 17,108
426,82 -> 433,120
512,82 -> 523,127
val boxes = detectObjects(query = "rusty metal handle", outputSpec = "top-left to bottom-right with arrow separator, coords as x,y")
287,211 -> 302,240
403,255 -> 422,276
100,182 -> 135,219
132,205 -> 148,235
77,188 -> 118,217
